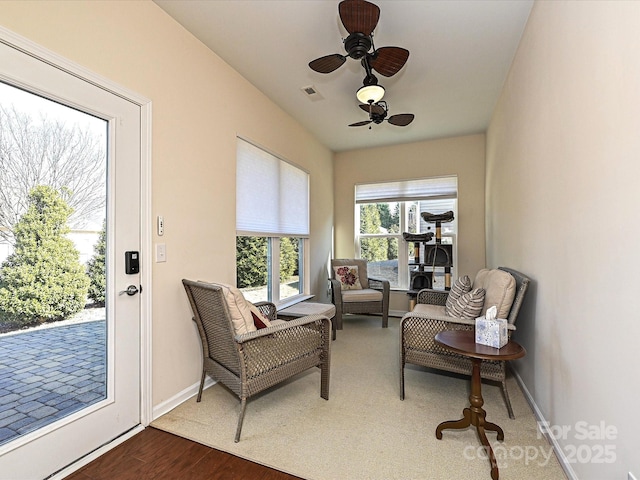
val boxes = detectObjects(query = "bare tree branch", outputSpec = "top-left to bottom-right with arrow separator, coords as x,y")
0,104 -> 106,244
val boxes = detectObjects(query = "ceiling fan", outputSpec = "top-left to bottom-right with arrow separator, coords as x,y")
348,102 -> 415,128
309,0 -> 410,79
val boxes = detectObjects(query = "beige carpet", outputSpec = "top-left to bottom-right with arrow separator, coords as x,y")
152,315 -> 567,480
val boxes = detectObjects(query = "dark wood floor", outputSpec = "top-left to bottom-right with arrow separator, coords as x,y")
65,427 -> 303,480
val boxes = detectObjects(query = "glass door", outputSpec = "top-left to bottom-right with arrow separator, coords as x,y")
0,36 -> 143,479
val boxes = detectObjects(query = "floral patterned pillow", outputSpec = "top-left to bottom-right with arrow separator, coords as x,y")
333,265 -> 363,290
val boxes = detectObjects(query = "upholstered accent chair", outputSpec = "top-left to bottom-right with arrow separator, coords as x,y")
329,258 -> 390,329
399,267 -> 530,418
182,279 -> 332,442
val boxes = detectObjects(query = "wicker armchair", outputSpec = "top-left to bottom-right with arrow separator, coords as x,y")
182,279 -> 332,442
330,258 -> 390,329
399,267 -> 530,418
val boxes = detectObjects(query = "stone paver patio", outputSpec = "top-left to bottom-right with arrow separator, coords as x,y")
0,319 -> 106,446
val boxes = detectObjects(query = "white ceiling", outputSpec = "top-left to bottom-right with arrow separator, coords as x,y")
154,0 -> 533,153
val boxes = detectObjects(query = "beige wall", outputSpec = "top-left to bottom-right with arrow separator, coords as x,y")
487,1 -> 640,478
334,134 -> 486,312
6,1 -> 639,477
0,1 -> 334,408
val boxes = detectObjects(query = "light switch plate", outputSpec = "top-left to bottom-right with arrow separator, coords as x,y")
155,243 -> 166,263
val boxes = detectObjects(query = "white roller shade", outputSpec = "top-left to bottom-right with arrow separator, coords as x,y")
355,176 -> 457,204
236,138 -> 309,236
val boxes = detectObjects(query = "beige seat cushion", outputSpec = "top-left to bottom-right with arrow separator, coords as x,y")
412,303 -> 447,317
211,282 -> 257,335
472,269 -> 516,318
342,288 -> 383,303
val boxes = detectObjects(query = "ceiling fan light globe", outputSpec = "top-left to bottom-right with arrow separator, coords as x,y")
356,84 -> 385,104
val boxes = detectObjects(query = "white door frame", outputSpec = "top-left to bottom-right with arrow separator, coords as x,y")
0,25 -> 153,472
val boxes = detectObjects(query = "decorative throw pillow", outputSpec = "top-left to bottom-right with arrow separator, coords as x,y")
215,283 -> 257,335
478,269 -> 516,318
445,275 -> 472,315
248,302 -> 272,330
446,288 -> 486,319
251,311 -> 268,329
333,265 -> 362,290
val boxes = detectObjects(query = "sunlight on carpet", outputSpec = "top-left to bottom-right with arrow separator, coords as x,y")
152,315 -> 567,480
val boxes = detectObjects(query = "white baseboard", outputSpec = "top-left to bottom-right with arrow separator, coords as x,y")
511,368 -> 578,480
152,377 -> 217,421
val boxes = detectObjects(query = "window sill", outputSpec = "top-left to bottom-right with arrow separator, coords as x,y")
276,294 -> 315,311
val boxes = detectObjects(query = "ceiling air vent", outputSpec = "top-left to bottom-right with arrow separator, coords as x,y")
301,85 -> 323,101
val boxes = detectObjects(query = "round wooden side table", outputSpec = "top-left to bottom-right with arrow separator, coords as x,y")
434,330 -> 525,480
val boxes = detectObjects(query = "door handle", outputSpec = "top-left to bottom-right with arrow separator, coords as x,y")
119,285 -> 140,296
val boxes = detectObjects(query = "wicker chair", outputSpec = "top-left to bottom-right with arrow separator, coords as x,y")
399,267 -> 530,418
330,258 -> 390,329
182,279 -> 332,442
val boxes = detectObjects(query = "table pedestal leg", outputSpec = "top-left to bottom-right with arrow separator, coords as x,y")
435,358 -> 504,480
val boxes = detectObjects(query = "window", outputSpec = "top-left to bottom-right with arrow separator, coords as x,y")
355,176 -> 457,290
236,138 -> 309,305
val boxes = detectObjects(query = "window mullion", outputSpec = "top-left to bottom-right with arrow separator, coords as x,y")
399,203 -> 409,290
271,237 -> 281,302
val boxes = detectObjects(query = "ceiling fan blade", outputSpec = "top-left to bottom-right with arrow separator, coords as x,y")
309,54 -> 347,74
370,47 -> 410,77
387,113 -> 415,126
339,0 -> 380,36
358,103 -> 385,116
348,120 -> 373,127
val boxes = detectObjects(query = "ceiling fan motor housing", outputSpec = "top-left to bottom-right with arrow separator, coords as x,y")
344,32 -> 372,59
370,102 -> 388,123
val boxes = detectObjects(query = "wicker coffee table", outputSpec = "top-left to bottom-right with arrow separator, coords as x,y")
279,302 -> 336,340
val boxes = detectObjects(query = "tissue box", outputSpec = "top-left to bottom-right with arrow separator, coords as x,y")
475,317 -> 508,348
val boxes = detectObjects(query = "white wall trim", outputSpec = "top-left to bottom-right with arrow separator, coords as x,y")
0,28 -> 149,106
152,378 -> 217,421
511,368 -> 578,480
139,101 -> 153,427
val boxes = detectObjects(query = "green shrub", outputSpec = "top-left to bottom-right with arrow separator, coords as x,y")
86,220 -> 106,306
0,186 -> 89,329
359,204 -> 387,262
236,236 -> 299,288
236,236 -> 267,288
279,237 -> 298,282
